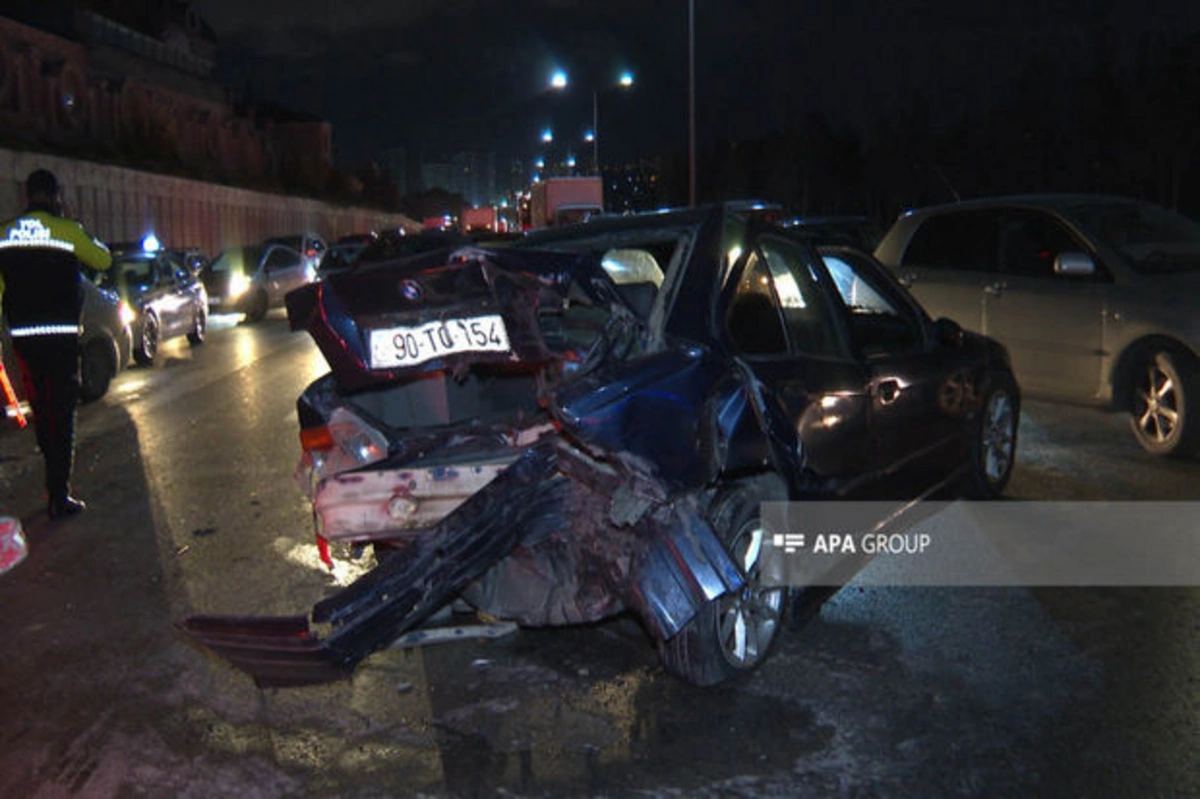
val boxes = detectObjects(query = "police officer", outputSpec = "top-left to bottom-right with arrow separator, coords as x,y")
0,169 -> 112,519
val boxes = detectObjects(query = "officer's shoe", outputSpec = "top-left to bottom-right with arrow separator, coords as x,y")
48,495 -> 86,520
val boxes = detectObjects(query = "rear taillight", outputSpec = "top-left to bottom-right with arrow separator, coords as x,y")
298,407 -> 388,488
300,426 -> 335,452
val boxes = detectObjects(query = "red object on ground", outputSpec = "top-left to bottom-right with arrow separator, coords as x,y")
0,356 -> 26,428
0,516 -> 27,575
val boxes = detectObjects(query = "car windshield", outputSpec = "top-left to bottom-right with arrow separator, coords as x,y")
113,255 -> 155,291
1067,201 -> 1200,274
210,246 -> 261,275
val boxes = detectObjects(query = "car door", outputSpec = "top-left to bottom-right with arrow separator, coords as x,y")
168,254 -> 204,330
720,234 -> 872,489
983,210 -> 1107,400
893,210 -> 998,333
260,245 -> 305,305
821,247 -> 970,494
151,255 -> 191,338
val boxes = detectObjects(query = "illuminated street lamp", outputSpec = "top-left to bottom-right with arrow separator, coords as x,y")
549,69 -> 634,174
541,128 -> 554,144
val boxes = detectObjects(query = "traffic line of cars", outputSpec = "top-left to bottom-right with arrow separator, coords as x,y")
70,232 -> 344,403
79,237 -> 210,400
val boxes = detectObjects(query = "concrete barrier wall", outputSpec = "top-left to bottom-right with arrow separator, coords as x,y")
0,148 -> 419,255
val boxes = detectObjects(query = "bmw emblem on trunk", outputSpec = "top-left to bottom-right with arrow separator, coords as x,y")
399,279 -> 422,302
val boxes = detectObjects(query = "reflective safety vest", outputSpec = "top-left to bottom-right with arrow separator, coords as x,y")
0,209 -> 112,338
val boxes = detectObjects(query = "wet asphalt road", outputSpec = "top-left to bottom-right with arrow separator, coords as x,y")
0,314 -> 1196,798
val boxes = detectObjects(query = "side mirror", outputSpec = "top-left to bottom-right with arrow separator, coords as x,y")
933,316 -> 964,348
1054,251 -> 1095,277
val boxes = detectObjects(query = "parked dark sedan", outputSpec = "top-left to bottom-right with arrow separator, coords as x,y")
181,205 -> 1018,688
97,248 -> 208,364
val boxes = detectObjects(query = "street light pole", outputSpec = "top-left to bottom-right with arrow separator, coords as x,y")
592,89 -> 599,175
688,0 -> 696,207
548,69 -> 631,178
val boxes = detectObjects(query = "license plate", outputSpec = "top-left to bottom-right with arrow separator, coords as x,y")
369,314 -> 511,369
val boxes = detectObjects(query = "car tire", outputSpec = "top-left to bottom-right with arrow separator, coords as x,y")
1129,349 -> 1200,458
133,313 -> 158,365
658,476 -> 788,687
244,290 -> 268,323
961,373 -> 1019,499
79,338 -> 114,402
187,307 -> 207,346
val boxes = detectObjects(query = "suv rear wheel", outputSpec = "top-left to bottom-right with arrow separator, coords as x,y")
1130,349 -> 1199,457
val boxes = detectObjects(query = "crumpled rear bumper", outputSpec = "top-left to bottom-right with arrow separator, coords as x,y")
180,439 -> 745,687
180,442 -> 563,686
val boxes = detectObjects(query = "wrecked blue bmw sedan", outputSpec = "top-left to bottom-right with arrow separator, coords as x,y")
181,205 -> 1019,687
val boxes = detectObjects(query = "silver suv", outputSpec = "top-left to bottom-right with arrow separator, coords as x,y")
875,195 -> 1200,457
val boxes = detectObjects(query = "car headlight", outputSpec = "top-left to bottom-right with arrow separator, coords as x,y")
228,271 -> 250,300
118,301 -> 137,327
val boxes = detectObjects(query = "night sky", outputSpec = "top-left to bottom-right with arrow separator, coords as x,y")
189,1 -> 1200,168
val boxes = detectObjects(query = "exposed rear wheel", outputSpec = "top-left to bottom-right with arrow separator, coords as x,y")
1130,349 -> 1199,457
658,476 -> 788,686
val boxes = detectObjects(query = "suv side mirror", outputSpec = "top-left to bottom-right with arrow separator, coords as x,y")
933,316 -> 964,348
1054,251 -> 1095,277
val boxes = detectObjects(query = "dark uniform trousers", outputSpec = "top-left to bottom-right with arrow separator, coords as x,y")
12,335 -> 80,500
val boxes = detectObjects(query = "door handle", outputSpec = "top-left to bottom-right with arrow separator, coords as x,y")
875,379 -> 901,404
983,281 -> 1006,296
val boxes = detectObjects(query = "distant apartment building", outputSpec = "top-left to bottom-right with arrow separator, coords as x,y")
376,145 -> 408,197
420,161 -> 453,195
416,151 -> 500,207
0,0 -> 332,193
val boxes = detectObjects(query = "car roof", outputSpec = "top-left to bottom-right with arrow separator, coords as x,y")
899,193 -> 1148,219
516,204 -> 722,248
